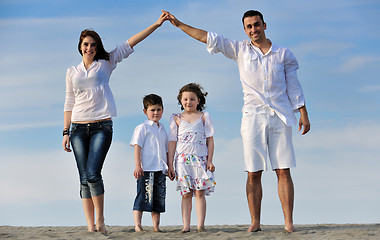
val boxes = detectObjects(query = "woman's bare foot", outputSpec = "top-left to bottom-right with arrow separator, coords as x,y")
87,225 -> 96,232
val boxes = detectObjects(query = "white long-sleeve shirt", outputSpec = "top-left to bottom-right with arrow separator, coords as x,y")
207,32 -> 305,126
64,41 -> 134,122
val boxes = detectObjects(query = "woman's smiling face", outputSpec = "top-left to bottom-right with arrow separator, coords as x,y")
80,36 -> 97,61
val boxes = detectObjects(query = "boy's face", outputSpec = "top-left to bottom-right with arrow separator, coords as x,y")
143,104 -> 163,124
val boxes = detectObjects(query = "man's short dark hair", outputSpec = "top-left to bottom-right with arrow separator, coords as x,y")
143,94 -> 163,110
242,10 -> 265,25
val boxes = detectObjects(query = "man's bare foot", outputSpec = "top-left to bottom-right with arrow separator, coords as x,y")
283,227 -> 294,233
247,225 -> 262,232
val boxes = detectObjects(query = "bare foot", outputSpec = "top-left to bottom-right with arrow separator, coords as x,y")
283,227 -> 294,233
180,228 -> 190,233
135,225 -> 144,232
96,222 -> 107,235
247,225 -> 262,232
87,225 -> 96,232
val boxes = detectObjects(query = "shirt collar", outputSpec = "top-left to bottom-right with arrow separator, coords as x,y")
144,119 -> 161,128
246,39 -> 280,54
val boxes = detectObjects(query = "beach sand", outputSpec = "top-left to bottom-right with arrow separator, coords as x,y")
1,224 -> 379,239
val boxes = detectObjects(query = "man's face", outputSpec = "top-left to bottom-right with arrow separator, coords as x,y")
243,15 -> 267,43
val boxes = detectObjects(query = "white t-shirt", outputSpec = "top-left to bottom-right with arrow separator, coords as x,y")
64,41 -> 134,122
130,120 -> 168,172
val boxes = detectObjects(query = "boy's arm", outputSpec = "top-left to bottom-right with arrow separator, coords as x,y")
206,136 -> 215,172
167,141 -> 177,180
128,12 -> 169,48
163,10 -> 208,43
133,145 -> 144,179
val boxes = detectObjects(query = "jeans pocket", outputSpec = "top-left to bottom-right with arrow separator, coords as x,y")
70,124 -> 78,135
100,121 -> 113,133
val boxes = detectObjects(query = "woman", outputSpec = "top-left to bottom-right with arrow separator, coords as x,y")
62,12 -> 169,234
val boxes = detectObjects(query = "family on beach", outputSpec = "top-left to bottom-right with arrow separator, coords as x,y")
62,10 -> 310,235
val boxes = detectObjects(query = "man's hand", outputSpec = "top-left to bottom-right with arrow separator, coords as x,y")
162,10 -> 180,27
298,106 -> 310,135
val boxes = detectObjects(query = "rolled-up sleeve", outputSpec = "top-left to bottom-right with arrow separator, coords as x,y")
284,49 -> 305,112
109,41 -> 134,70
207,32 -> 239,60
64,68 -> 74,112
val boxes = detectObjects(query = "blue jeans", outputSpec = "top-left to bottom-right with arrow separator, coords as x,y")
133,171 -> 166,213
70,120 -> 113,199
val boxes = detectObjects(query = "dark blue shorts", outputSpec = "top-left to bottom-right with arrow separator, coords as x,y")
133,171 -> 166,213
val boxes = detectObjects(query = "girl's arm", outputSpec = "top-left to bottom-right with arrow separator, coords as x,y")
128,12 -> 169,48
206,136 -> 215,172
167,141 -> 177,180
134,145 -> 144,179
62,111 -> 72,152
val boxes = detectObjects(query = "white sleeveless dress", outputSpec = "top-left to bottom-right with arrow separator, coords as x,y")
169,112 -> 216,196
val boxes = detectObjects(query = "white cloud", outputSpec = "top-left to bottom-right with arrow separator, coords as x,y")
337,55 -> 380,73
292,40 -> 355,58
357,85 -> 380,93
2,122 -> 380,225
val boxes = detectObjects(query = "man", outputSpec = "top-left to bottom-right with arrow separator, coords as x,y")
164,10 -> 310,233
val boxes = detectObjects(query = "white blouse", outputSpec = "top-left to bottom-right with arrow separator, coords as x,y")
64,41 -> 134,122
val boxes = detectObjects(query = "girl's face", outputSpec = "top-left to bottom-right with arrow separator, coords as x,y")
80,36 -> 97,62
180,91 -> 199,112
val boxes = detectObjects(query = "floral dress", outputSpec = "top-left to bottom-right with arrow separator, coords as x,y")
169,112 -> 216,196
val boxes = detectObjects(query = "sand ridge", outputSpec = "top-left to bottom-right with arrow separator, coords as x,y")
0,224 -> 379,239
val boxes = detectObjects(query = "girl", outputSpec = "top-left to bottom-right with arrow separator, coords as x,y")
168,83 -> 216,233
62,13 -> 169,234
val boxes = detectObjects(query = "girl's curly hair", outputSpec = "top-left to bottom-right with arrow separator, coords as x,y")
177,83 -> 208,111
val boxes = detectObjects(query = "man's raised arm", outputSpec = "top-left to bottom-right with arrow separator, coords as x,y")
163,10 -> 208,43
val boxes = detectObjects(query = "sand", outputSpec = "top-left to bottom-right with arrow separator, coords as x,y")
1,224 -> 379,239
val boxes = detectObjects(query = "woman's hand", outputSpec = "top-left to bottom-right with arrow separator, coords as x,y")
62,135 -> 71,152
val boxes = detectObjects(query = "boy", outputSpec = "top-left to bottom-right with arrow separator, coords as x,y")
130,94 -> 174,232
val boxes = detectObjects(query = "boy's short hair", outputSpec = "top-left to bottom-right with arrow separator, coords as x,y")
143,94 -> 163,110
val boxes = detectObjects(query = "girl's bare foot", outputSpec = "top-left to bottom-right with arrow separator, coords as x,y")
96,222 -> 107,234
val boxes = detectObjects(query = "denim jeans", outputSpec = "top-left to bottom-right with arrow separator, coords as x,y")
70,120 -> 113,199
133,171 -> 166,213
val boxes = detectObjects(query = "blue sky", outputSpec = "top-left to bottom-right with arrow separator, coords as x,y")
1,0 -> 379,227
